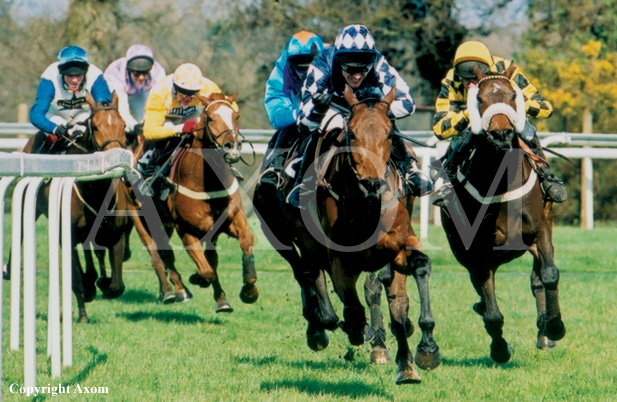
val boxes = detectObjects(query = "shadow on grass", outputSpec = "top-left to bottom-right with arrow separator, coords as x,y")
118,311 -> 221,325
111,289 -> 158,304
260,379 -> 390,399
32,346 -> 107,402
235,354 -> 371,371
440,355 -> 523,368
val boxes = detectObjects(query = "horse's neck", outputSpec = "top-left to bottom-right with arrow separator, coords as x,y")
466,144 -> 530,196
183,144 -> 234,191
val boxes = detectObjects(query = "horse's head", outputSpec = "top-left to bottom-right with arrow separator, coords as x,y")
343,85 -> 396,202
84,91 -> 127,151
197,93 -> 241,163
467,66 -> 526,151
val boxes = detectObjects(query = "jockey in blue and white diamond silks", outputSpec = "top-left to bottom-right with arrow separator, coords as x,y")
287,24 -> 432,208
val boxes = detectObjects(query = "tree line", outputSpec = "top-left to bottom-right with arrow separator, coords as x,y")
1,0 -> 616,223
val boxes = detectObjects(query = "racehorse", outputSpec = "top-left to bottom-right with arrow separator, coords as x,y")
22,91 -> 130,323
255,86 -> 440,384
439,67 -> 566,363
129,92 -> 258,312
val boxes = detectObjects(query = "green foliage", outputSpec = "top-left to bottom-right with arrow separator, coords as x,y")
1,221 -> 616,401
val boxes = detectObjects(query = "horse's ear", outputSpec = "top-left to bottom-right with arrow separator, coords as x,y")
85,90 -> 97,110
344,84 -> 358,106
383,86 -> 396,106
505,62 -> 517,78
110,91 -> 119,109
197,94 -> 210,106
227,93 -> 237,104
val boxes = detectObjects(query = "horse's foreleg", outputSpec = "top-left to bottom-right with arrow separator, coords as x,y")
130,212 -> 176,303
469,268 -> 511,363
385,270 -> 421,384
331,257 -> 370,346
530,267 -> 556,349
227,211 -> 258,304
72,247 -> 89,324
364,270 -> 392,364
408,251 -> 441,370
103,234 -> 126,299
534,228 -> 566,342
81,244 -> 98,302
182,232 -> 216,287
204,240 -> 232,313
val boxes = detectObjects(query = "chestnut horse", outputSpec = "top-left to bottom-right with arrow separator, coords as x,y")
255,86 -> 440,384
22,92 -> 129,322
130,92 -> 258,311
439,69 -> 566,363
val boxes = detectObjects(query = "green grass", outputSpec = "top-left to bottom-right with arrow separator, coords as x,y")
2,218 -> 617,401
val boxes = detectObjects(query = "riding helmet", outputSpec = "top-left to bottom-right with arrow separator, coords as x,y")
333,24 -> 377,67
57,45 -> 90,75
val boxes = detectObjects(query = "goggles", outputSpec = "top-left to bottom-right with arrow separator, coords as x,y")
341,63 -> 372,75
174,85 -> 199,97
129,69 -> 151,77
293,63 -> 311,73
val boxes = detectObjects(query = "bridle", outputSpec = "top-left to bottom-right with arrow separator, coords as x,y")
64,105 -> 126,152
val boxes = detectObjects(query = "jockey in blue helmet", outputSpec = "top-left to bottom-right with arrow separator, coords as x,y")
259,31 -> 325,189
29,45 -> 112,153
287,24 -> 432,208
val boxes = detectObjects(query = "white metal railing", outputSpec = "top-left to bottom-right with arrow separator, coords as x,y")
0,148 -> 133,398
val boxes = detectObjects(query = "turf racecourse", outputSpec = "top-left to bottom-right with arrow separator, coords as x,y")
2,217 -> 616,402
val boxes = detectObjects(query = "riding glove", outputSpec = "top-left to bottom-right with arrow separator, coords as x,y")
312,92 -> 332,114
53,124 -> 69,137
182,120 -> 198,134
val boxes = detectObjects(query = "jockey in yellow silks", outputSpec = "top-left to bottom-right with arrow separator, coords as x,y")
431,40 -> 566,207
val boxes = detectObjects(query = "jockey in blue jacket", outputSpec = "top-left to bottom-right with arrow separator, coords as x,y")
30,45 -> 112,153
259,30 -> 325,189
288,24 -> 432,208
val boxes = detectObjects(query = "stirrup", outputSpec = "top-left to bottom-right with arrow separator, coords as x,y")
432,182 -> 454,208
542,180 -> 568,203
259,167 -> 281,188
286,183 -> 313,209
405,170 -> 433,197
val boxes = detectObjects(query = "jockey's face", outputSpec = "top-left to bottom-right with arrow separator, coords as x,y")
129,70 -> 150,86
176,88 -> 198,107
63,74 -> 84,93
342,69 -> 369,89
462,77 -> 479,89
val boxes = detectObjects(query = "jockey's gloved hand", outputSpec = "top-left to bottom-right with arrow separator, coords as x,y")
53,124 -> 69,137
182,120 -> 198,135
312,92 -> 332,114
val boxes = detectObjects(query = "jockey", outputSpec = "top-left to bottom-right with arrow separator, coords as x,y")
260,30 -> 325,190
104,44 -> 166,143
288,24 -> 432,208
29,45 -> 111,153
432,40 -> 567,206
138,63 -> 238,198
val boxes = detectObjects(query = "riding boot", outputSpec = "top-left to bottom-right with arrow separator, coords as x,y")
259,129 -> 290,189
136,149 -> 158,197
521,130 -> 567,203
391,134 -> 433,197
432,130 -> 475,207
287,135 -> 319,209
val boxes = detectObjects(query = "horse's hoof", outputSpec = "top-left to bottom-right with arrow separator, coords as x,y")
415,349 -> 441,370
239,283 -> 259,304
216,301 -> 233,313
395,365 -> 422,385
176,288 -> 193,303
537,335 -> 557,350
307,325 -> 329,351
160,290 -> 176,304
96,277 -> 111,292
490,339 -> 513,364
77,316 -> 90,324
103,285 -> 125,299
545,314 -> 566,341
189,273 -> 212,288
370,346 -> 392,364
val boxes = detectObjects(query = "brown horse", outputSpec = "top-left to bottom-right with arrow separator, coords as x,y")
255,86 -> 440,384
129,92 -> 258,311
439,69 -> 566,363
22,91 -> 129,322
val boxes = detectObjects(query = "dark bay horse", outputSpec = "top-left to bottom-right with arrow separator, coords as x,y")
129,92 -> 258,311
22,91 -> 130,322
439,69 -> 566,362
255,86 -> 440,384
